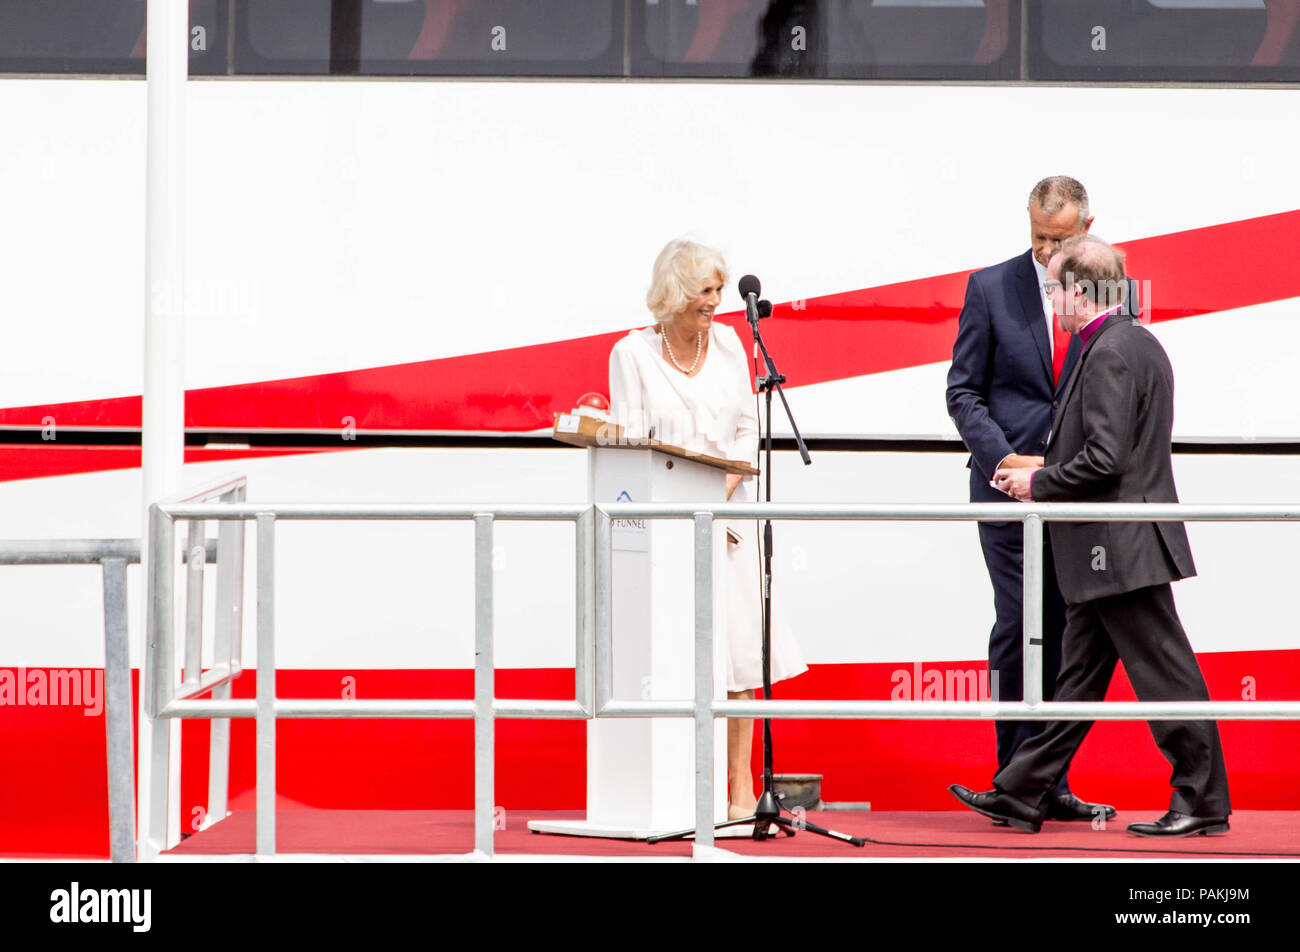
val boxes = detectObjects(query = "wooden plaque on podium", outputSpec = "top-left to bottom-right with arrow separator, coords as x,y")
549,413 -> 758,477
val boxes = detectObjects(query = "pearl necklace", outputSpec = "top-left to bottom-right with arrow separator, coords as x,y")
663,329 -> 703,375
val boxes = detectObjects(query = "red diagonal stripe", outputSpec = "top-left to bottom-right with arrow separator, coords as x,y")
2,209 -> 1297,434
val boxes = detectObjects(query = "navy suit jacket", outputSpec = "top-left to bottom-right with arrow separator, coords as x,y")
946,250 -> 1082,504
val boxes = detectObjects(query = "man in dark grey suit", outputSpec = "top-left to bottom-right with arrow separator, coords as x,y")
949,235 -> 1231,837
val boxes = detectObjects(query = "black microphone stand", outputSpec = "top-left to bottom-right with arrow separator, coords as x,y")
649,284 -> 865,848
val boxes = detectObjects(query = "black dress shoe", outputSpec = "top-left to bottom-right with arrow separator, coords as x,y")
1127,811 -> 1229,837
948,784 -> 1043,833
1046,792 -> 1117,822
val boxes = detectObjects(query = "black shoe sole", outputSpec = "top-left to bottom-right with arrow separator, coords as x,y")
1127,822 -> 1230,837
980,812 -> 1041,834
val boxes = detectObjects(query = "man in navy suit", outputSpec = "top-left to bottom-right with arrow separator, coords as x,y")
945,176 -> 1115,823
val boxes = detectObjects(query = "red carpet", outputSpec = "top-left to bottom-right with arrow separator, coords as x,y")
165,808 -> 1300,860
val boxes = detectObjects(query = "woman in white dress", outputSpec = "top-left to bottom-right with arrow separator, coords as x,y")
608,238 -> 806,819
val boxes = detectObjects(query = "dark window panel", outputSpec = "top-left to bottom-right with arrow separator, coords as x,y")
1031,0 -> 1300,82
634,0 -> 1018,80
236,0 -> 623,76
0,1 -> 227,75
241,0 -> 332,73
643,0 -> 768,74
192,0 -> 231,74
7,0 -> 1300,82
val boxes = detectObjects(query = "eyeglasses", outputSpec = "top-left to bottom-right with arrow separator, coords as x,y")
1043,281 -> 1063,293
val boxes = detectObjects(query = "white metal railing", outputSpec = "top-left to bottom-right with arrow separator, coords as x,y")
142,476 -> 247,860
139,498 -> 1300,859
143,499 -> 593,860
1,539 -> 138,863
0,535 -> 218,863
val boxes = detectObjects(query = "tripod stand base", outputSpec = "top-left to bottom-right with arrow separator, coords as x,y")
646,800 -> 867,846
689,821 -> 789,839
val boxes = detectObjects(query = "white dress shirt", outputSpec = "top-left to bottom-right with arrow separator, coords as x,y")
1032,254 -> 1059,359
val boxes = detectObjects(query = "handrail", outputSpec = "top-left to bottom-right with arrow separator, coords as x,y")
156,500 -> 1300,523
139,497 -> 1300,859
143,476 -> 248,860
143,496 -> 595,860
0,536 -> 217,863
0,538 -> 216,564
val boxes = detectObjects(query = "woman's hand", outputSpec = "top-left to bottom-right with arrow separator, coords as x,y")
725,473 -> 741,500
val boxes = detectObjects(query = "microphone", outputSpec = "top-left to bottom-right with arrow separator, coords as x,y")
739,274 -> 761,330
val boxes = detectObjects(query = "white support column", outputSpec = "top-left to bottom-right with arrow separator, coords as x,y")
138,0 -> 189,858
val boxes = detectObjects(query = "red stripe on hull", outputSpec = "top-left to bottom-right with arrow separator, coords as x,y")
2,210 -> 1297,435
3,650 -> 1296,857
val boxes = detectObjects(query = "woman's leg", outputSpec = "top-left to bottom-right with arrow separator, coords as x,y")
727,688 -> 757,818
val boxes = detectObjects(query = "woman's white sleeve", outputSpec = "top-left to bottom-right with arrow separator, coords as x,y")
609,340 -> 648,441
732,349 -> 760,469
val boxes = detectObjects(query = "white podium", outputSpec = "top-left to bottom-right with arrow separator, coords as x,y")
531,417 -> 755,838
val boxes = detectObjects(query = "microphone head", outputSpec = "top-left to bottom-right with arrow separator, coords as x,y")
738,274 -> 761,298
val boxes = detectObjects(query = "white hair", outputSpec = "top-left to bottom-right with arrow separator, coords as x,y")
645,239 -> 729,324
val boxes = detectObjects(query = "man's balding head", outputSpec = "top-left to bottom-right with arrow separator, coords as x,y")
1047,235 -> 1127,333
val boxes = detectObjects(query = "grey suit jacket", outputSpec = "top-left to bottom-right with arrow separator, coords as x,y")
1030,310 -> 1196,604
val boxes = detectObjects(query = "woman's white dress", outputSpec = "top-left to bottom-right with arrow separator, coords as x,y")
608,323 -> 806,693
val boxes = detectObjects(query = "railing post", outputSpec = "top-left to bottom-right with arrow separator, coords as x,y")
230,483 -> 247,669
595,506 -> 613,713
143,504 -> 176,860
1022,513 -> 1044,707
183,520 -> 205,687
255,512 -> 276,857
206,507 -> 242,830
474,513 -> 495,857
101,557 -> 135,862
693,512 -> 715,851
574,507 -> 595,716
